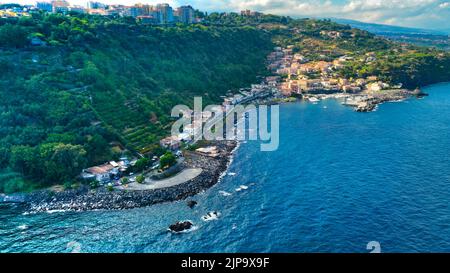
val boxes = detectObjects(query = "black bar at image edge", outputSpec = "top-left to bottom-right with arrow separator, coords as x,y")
0,253 -> 447,271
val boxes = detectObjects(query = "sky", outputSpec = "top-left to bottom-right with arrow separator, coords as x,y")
2,0 -> 450,30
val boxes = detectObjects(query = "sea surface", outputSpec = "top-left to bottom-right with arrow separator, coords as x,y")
2,83 -> 450,253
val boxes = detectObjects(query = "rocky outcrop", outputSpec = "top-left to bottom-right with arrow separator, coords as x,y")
355,101 -> 377,112
23,141 -> 237,212
169,221 -> 193,233
186,200 -> 198,209
355,90 -> 412,112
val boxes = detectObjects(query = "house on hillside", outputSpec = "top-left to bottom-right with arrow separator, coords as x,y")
160,136 -> 181,150
82,163 -> 116,183
367,82 -> 390,92
81,160 -> 129,184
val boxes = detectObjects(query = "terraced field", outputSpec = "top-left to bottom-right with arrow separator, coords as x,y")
89,89 -> 165,154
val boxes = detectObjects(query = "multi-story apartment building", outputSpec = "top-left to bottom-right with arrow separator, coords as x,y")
156,3 -> 173,24
52,0 -> 69,13
176,5 -> 194,24
36,2 -> 53,12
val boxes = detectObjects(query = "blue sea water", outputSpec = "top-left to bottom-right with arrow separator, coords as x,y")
2,83 -> 450,253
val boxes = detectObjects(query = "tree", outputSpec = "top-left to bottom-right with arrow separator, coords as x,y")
0,147 -> 10,169
0,24 -> 29,48
89,179 -> 99,189
159,152 -> 176,169
79,61 -> 102,84
49,143 -> 87,182
136,175 -> 145,184
86,134 -> 109,163
133,158 -> 150,172
68,51 -> 89,68
9,145 -> 38,176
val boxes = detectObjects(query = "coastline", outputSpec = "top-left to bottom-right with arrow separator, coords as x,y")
3,83 -> 446,213
2,82 -> 450,252
267,88 -> 426,112
20,141 -> 237,213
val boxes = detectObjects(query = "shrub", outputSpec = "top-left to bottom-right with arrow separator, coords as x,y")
136,175 -> 145,184
159,152 -> 177,169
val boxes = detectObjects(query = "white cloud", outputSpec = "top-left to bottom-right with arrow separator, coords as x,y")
2,0 -> 450,29
191,0 -> 450,29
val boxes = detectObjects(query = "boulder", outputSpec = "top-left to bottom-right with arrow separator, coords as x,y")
169,221 -> 193,233
187,200 -> 197,209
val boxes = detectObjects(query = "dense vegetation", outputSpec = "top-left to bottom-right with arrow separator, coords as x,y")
1,11 -> 450,193
0,12 -> 272,192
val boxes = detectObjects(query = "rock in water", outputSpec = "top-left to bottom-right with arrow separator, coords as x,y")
187,200 -> 197,209
169,221 -> 193,233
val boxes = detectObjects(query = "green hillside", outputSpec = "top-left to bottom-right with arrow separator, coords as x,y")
1,11 -> 450,193
0,12 -> 272,192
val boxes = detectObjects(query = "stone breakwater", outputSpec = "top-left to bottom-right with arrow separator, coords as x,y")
354,90 -> 412,112
309,89 -> 418,112
24,141 -> 237,212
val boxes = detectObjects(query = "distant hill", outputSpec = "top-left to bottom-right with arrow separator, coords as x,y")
330,18 -> 448,36
329,18 -> 450,50
437,28 -> 450,35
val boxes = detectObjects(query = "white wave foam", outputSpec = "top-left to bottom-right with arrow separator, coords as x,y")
45,209 -> 69,214
17,224 -> 28,230
201,211 -> 221,222
219,191 -> 232,197
235,185 -> 249,192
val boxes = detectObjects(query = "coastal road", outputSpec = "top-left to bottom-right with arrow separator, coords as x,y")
117,168 -> 203,191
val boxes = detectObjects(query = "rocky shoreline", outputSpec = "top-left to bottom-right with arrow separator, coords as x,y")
304,88 -> 426,112
354,91 -> 411,112
20,141 -> 237,213
2,88 -> 427,212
